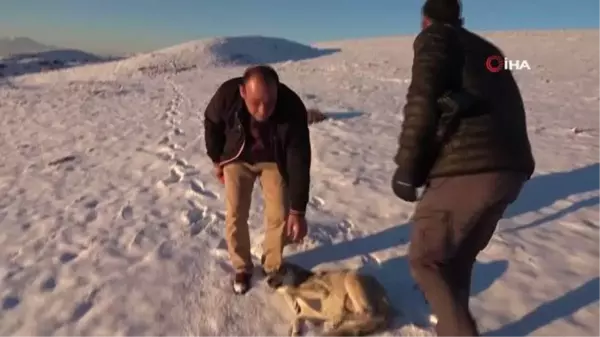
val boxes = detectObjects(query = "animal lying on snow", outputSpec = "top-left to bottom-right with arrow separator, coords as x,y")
272,262 -> 398,336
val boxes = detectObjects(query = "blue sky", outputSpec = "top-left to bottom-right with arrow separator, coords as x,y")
1,0 -> 598,54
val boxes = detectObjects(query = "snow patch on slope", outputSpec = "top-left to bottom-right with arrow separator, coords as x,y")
12,36 -> 340,83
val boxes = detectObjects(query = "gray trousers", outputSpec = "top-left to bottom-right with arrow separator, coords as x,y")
409,171 -> 526,336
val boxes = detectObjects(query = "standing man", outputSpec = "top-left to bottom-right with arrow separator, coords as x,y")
391,0 -> 535,335
204,65 -> 311,295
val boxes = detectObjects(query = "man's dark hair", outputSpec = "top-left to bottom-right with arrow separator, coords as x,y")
422,0 -> 463,25
242,64 -> 279,87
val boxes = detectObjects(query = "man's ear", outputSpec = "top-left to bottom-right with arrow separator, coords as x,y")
239,84 -> 246,99
421,15 -> 432,29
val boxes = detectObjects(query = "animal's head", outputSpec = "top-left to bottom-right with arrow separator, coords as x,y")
273,262 -> 314,290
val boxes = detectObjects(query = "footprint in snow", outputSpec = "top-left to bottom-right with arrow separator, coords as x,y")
155,147 -> 175,161
69,288 -> 98,323
2,296 -> 20,310
189,179 -> 219,199
40,277 -> 57,292
182,200 -> 210,236
59,252 -> 78,264
310,196 -> 325,208
168,143 -> 183,151
174,157 -> 195,169
161,166 -> 183,185
121,205 -> 133,220
158,135 -> 170,145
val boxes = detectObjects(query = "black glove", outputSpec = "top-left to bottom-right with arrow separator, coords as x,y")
391,168 -> 417,202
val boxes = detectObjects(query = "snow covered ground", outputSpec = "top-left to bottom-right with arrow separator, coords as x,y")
0,29 -> 598,336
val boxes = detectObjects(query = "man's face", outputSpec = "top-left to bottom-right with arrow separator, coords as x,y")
239,77 -> 277,122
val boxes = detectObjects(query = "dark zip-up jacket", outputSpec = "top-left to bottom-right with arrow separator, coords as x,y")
204,77 -> 311,213
394,23 -> 535,186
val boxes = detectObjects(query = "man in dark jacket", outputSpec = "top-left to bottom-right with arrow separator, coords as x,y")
391,0 -> 535,335
204,65 -> 311,295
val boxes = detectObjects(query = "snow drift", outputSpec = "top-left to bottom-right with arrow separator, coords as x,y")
10,36 -> 341,82
123,35 -> 340,77
0,49 -> 116,78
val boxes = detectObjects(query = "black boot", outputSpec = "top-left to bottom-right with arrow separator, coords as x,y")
231,271 -> 252,295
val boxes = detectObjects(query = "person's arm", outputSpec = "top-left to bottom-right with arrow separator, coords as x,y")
282,85 -> 311,214
204,81 -> 232,164
393,26 -> 453,187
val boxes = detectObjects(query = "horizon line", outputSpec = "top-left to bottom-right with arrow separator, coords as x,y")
1,26 -> 598,56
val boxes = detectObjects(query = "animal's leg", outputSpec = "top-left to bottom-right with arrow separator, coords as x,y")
295,297 -> 330,321
279,290 -> 304,336
293,312 -> 331,336
326,316 -> 346,334
344,274 -> 374,314
322,275 -> 393,336
286,284 -> 329,300
319,303 -> 348,335
279,289 -> 301,315
289,317 -> 303,336
346,274 -> 398,322
322,312 -> 386,336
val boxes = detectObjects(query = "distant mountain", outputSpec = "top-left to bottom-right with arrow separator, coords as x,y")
0,37 -> 123,78
0,37 -> 59,57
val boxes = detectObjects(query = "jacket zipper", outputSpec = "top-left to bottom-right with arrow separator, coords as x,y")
218,113 -> 246,166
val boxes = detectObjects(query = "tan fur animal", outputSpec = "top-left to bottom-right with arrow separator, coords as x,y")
273,262 -> 398,336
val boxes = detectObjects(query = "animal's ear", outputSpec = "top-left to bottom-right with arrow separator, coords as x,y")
295,270 -> 314,286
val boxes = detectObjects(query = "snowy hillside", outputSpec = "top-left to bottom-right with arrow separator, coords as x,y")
0,49 -> 117,79
0,37 -> 57,57
0,30 -> 598,336
9,36 -> 339,82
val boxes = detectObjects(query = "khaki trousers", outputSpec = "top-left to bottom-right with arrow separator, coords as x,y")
223,161 -> 288,274
408,171 -> 526,336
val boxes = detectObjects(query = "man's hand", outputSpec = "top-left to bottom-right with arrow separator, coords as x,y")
214,164 -> 224,184
391,168 -> 418,202
286,212 -> 307,243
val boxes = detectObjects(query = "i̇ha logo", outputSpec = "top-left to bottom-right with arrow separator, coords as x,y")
485,55 -> 531,72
